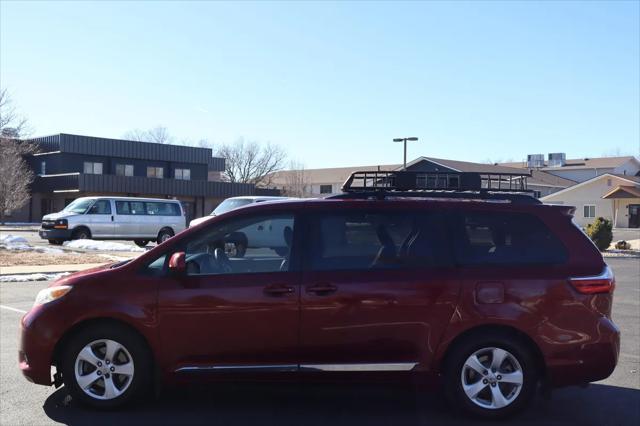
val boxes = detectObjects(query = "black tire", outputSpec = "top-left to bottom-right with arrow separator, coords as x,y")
60,323 -> 152,409
134,240 -> 149,248
156,228 -> 173,244
71,227 -> 91,240
48,239 -> 64,245
443,330 -> 538,420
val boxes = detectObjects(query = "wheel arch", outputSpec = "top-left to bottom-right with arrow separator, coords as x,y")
52,317 -> 155,369
435,323 -> 546,377
71,225 -> 92,239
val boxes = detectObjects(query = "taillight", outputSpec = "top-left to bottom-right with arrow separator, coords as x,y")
569,266 -> 615,294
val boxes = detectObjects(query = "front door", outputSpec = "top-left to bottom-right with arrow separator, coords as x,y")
629,205 -> 640,228
85,199 -> 115,237
157,211 -> 300,373
299,208 -> 459,372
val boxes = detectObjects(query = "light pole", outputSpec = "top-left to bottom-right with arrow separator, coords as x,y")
393,137 -> 418,170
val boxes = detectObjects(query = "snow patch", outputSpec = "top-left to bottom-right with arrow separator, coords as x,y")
0,273 -> 70,283
63,239 -> 144,252
1,234 -> 28,244
0,234 -> 64,253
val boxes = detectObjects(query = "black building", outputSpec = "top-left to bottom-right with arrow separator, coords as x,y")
11,133 -> 278,223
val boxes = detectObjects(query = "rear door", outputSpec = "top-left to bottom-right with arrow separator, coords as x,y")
298,206 -> 460,372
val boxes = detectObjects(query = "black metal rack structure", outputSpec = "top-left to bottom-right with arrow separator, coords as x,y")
333,171 -> 540,205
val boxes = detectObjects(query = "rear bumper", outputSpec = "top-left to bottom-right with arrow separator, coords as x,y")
38,228 -> 72,240
545,316 -> 620,387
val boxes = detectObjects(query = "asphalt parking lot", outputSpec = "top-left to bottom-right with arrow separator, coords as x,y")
0,258 -> 638,425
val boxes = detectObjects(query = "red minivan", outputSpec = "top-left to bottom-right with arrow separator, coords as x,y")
19,171 -> 619,419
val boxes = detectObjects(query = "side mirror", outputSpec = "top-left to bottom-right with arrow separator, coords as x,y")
168,252 -> 186,274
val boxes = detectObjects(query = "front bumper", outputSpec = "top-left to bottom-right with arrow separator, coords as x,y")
19,306 -> 58,386
39,228 -> 72,240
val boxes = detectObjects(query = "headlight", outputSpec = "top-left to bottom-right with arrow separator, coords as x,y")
34,286 -> 72,306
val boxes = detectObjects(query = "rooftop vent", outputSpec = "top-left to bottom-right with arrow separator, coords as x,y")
527,154 -> 545,169
548,153 -> 566,167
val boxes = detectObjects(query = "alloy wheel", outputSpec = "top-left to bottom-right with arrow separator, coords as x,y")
460,347 -> 524,410
74,339 -> 135,400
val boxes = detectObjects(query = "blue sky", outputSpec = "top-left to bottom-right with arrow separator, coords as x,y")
1,0 -> 638,168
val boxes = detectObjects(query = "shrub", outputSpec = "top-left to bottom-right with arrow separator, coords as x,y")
586,217 -> 613,251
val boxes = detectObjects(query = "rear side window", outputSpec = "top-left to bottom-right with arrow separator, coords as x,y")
453,212 -> 567,266
308,211 -> 450,271
146,202 -> 181,216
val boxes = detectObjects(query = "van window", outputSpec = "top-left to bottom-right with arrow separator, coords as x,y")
453,212 -> 567,266
146,202 -> 181,216
309,211 -> 448,271
88,200 -> 111,215
184,214 -> 295,275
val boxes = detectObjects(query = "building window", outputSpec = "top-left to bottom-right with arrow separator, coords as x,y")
147,167 -> 164,178
116,164 -> 134,176
40,161 -> 46,175
84,162 -> 103,174
319,184 -> 333,194
583,205 -> 596,218
533,190 -> 542,198
175,168 -> 191,180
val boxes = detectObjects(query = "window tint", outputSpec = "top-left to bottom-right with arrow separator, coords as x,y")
453,212 -> 566,266
89,200 -> 111,215
146,202 -> 180,216
309,211 -> 450,271
184,214 -> 294,275
130,201 -> 146,215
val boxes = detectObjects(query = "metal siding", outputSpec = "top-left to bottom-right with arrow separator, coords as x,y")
51,134 -> 214,165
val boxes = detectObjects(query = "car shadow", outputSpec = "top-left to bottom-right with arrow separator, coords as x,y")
43,382 -> 640,426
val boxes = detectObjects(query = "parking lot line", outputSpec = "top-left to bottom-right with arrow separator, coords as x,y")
0,305 -> 27,314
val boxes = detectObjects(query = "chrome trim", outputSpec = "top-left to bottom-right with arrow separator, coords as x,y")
175,362 -> 418,373
299,363 -> 417,372
175,364 -> 298,373
570,265 -> 614,281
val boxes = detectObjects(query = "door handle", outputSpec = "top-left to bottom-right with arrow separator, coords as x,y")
306,283 -> 337,295
264,284 -> 295,296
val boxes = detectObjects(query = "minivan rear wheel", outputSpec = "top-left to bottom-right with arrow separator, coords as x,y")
60,324 -> 152,409
444,332 -> 537,419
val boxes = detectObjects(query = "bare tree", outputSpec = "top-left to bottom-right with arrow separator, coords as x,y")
215,138 -> 287,187
123,126 -> 174,144
281,161 -> 309,197
0,90 -> 36,224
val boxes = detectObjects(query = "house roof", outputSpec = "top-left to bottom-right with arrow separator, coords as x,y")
409,157 -> 525,174
270,156 -> 569,189
602,185 -> 640,199
541,173 -> 640,201
500,156 -> 638,171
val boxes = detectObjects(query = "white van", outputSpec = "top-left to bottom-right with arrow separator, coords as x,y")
188,196 -> 292,227
39,196 -> 186,247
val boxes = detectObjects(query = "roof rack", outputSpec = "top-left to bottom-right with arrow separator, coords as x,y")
333,171 -> 540,204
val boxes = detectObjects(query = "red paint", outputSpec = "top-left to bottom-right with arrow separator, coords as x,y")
20,198 -> 619,392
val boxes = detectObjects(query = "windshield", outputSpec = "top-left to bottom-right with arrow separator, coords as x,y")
211,199 -> 253,216
62,199 -> 94,214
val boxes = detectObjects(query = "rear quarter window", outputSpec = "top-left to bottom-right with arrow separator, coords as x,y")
453,211 -> 567,266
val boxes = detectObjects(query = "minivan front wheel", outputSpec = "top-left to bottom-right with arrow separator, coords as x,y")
444,334 -> 537,419
61,324 -> 151,408
71,227 -> 91,240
